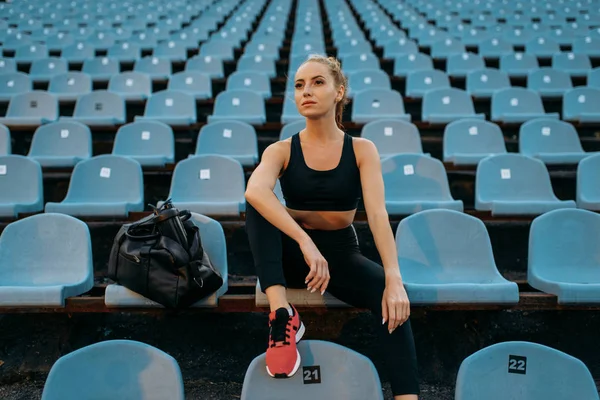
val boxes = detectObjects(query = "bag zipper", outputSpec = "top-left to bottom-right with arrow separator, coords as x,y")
120,252 -> 141,264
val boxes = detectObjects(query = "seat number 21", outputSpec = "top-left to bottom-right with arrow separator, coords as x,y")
303,366 -> 322,384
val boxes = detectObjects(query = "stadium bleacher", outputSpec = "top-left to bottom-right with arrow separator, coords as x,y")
1,0 -> 600,398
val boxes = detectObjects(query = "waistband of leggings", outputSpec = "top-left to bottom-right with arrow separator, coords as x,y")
302,224 -> 358,244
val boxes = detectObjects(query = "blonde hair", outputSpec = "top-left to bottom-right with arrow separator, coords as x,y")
299,54 -> 349,130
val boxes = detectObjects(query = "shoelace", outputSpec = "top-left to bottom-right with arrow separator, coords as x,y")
269,314 -> 291,348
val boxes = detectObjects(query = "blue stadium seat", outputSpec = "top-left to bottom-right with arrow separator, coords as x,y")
290,39 -> 326,58
351,88 -> 410,123
552,52 -> 592,78
82,57 -> 120,83
0,124 -> 9,155
361,119 -> 423,158
562,87 -> 600,123
528,209 -> 600,304
133,55 -> 172,81
430,37 -> 466,59
0,58 -> 16,74
279,120 -> 305,141
0,155 -> 43,217
396,209 -> 519,304
525,37 -> 561,57
393,53 -> 433,77
161,155 -> 245,216
45,32 -> 75,52
479,37 -> 513,58
503,28 -> 534,47
337,38 -> 372,57
45,155 -> 144,217
208,90 -> 266,125
422,88 -> 484,124
491,88 -> 559,123
519,118 -> 593,164
573,36 -> 600,57
195,120 -> 258,166
105,213 -> 228,308
0,91 -> 59,126
2,33 -> 33,52
167,71 -> 211,100
243,41 -> 280,59
0,72 -> 31,102
199,40 -> 235,61
107,42 -> 141,63
226,71 -> 272,99
340,52 -> 379,73
185,55 -> 224,79
455,341 -> 600,400
237,54 -> 277,78
280,95 -> 303,124
577,153 -> 600,211
108,71 -> 152,101
347,69 -> 391,98
241,340 -> 383,400
41,340 -> 185,400
475,154 -> 576,215
405,69 -> 450,98
60,91 -> 126,127
466,68 -> 511,98
383,37 -> 419,58
382,154 -> 463,214
14,43 -> 48,64
153,40 -> 187,62
500,52 -> 539,78
443,119 -> 507,165
587,67 -> 600,88
60,42 -> 95,63
29,58 -> 68,83
112,121 -> 174,167
169,31 -> 201,51
88,31 -> 116,52
527,68 -> 573,98
0,213 -> 93,307
28,121 -> 92,167
446,52 -> 485,78
135,90 -> 197,126
48,72 -> 93,102
130,31 -> 159,51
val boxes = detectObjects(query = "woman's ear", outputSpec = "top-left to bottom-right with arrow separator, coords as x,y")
337,85 -> 345,101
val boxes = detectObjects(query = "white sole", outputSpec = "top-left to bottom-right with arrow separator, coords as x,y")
266,321 -> 306,378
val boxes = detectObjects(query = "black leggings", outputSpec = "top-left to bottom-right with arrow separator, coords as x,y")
246,203 -> 420,396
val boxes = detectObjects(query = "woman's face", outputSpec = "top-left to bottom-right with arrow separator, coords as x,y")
293,61 -> 342,120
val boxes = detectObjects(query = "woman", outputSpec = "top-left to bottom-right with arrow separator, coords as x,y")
244,55 -> 419,399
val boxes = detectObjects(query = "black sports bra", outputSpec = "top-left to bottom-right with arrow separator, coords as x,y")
279,133 -> 362,211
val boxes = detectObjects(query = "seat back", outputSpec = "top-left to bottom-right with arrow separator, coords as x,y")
525,36 -> 560,56
153,40 -> 187,60
0,72 -> 32,99
64,155 -> 143,203
393,52 -> 433,76
211,89 -> 266,120
29,58 -> 68,80
14,43 -> 48,62
226,71 -> 270,94
199,40 -> 234,60
28,121 -> 92,160
519,118 -> 583,155
383,37 -> 418,58
169,155 -> 245,202
492,87 -> 546,118
48,72 -> 93,98
143,90 -> 196,120
422,87 -> 477,118
189,213 -> 228,285
236,54 -> 277,76
167,71 -> 211,99
431,37 -> 466,58
133,56 -> 172,77
113,121 -> 174,161
280,120 -> 306,141
476,154 -> 556,202
82,57 -> 120,78
0,58 -> 16,74
72,91 -> 125,121
5,91 -> 58,121
185,55 -> 224,79
336,39 -> 372,57
478,37 -> 513,57
500,52 -> 539,76
0,124 -> 9,155
466,68 -> 511,96
446,52 -> 485,76
396,209 -> 499,278
196,120 -> 257,160
381,154 -> 454,201
0,155 -> 42,209
61,42 -> 95,62
241,340 -> 383,400
406,69 -> 450,97
587,67 -> 600,88
361,119 -> 422,156
443,119 -> 506,161
347,69 -> 391,96
352,88 -> 407,117
41,340 -> 184,400
455,341 -> 599,400
107,71 -> 152,99
340,52 -> 379,72
527,68 -> 573,94
577,153 -> 600,208
563,87 -> 600,120
552,52 -> 592,74
573,36 -> 600,56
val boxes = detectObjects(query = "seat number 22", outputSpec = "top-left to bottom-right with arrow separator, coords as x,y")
302,366 -> 322,384
508,355 -> 527,375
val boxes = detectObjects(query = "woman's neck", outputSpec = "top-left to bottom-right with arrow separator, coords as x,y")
303,114 -> 343,143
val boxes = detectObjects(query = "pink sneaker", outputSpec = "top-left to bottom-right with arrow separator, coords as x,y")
265,304 -> 305,378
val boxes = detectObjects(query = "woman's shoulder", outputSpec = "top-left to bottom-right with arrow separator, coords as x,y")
262,138 -> 293,162
349,136 -> 379,165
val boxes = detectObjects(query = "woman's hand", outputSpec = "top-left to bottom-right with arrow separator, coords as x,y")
382,275 -> 410,334
300,238 -> 330,295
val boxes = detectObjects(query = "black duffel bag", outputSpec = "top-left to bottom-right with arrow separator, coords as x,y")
108,201 -> 223,308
